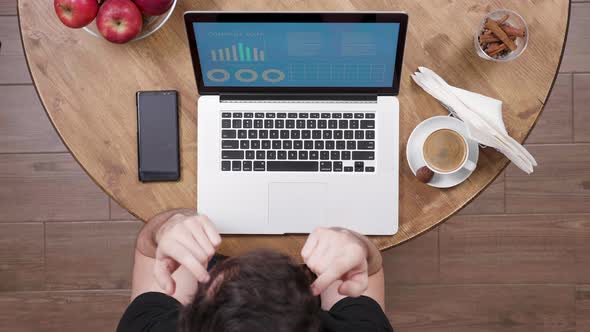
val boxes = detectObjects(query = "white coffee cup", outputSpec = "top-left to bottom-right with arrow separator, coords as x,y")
421,128 -> 476,176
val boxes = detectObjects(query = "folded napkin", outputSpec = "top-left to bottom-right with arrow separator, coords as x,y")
411,67 -> 537,174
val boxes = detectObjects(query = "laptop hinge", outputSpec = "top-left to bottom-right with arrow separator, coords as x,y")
220,93 -> 378,103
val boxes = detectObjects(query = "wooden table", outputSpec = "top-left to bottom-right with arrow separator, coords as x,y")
17,0 -> 569,257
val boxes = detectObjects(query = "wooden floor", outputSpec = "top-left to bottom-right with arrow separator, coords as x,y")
1,1 -> 589,331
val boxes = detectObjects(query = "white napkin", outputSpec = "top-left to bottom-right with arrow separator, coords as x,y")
411,67 -> 536,174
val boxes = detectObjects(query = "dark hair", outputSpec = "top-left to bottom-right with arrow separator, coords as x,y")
179,249 -> 321,332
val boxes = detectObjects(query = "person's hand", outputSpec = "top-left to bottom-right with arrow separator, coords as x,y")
153,213 -> 221,295
301,227 -> 368,297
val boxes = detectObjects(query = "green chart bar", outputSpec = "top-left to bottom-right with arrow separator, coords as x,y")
238,43 -> 244,61
245,47 -> 251,61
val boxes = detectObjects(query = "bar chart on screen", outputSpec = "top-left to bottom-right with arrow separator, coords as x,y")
210,43 -> 266,62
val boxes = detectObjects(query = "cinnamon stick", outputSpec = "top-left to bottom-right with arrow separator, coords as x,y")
479,34 -> 501,43
486,42 -> 503,53
500,24 -> 526,37
485,18 -> 517,51
480,34 -> 516,44
488,43 -> 508,56
495,14 -> 509,25
485,42 -> 500,52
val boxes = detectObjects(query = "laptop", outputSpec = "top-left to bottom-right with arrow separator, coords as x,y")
184,12 -> 408,235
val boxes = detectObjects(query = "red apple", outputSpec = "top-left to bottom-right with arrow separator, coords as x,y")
54,0 -> 98,29
96,0 -> 143,44
132,0 -> 173,16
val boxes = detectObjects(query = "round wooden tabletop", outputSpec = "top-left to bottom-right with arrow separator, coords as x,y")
18,0 -> 569,257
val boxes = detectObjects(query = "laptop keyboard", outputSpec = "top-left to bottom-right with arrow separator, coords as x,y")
220,111 -> 376,173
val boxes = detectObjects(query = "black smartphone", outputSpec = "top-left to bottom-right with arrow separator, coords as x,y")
136,90 -> 180,182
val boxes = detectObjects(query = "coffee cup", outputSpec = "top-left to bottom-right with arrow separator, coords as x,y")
421,128 -> 476,175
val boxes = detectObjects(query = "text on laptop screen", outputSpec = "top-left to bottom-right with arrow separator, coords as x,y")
193,22 -> 400,88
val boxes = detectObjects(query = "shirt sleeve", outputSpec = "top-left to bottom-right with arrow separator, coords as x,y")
117,292 -> 181,332
319,296 -> 394,332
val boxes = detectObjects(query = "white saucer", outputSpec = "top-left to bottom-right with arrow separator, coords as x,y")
406,116 -> 479,188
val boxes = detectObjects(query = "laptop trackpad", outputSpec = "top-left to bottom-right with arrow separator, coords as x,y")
268,182 -> 327,232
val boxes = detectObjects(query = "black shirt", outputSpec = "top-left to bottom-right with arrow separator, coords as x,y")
117,292 -> 393,332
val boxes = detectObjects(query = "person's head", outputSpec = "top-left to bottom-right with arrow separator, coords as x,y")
179,249 -> 321,332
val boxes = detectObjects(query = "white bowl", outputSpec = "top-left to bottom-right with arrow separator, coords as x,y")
83,0 -> 177,42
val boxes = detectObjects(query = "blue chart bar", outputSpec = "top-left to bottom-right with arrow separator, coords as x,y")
210,44 -> 265,62
232,45 -> 238,61
245,47 -> 251,61
238,43 -> 245,61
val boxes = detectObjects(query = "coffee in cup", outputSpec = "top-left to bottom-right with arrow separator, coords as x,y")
422,128 -> 475,174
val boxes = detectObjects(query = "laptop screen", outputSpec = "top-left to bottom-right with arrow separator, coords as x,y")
193,22 -> 400,88
184,13 -> 408,95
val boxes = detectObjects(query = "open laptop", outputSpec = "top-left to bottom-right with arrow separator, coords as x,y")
184,12 -> 408,235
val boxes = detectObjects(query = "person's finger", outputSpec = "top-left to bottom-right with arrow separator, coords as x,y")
177,249 -> 210,283
301,231 -> 319,259
174,229 -> 209,264
311,271 -> 340,296
160,241 -> 210,283
304,241 -> 330,271
338,274 -> 368,297
198,216 -> 222,247
154,257 -> 177,294
189,224 -> 216,259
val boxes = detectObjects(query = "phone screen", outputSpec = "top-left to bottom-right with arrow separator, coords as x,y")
137,91 -> 180,181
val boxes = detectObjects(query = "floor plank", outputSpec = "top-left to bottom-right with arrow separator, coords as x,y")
574,74 -> 590,142
439,214 -> 588,284
0,153 -> 110,222
0,86 -> 66,153
0,16 -> 24,55
505,144 -> 590,214
560,3 -> 590,72
0,0 -> 16,15
0,55 -> 31,84
0,290 -> 129,332
527,74 -> 573,144
0,223 -> 44,291
458,172 -> 504,215
382,228 -> 439,284
0,17 -> 22,56
386,285 -> 575,332
0,16 -> 29,84
506,176 -> 590,214
577,286 -> 590,331
110,198 -> 138,220
45,221 -> 141,290
577,217 -> 590,283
